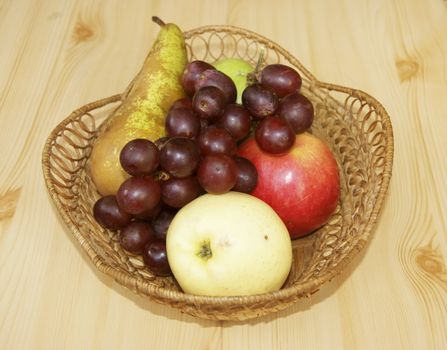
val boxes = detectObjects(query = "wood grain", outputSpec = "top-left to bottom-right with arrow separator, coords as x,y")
1,0 -> 446,349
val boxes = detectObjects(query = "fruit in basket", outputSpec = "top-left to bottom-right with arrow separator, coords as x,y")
212,58 -> 254,103
194,69 -> 237,104
233,156 -> 258,194
198,126 -> 237,156
116,176 -> 161,215
120,221 -> 155,254
238,132 -> 340,238
93,195 -> 131,230
165,107 -> 200,139
182,60 -> 214,96
89,17 -> 188,195
166,192 -> 292,296
159,137 -> 200,178
242,83 -> 278,119
260,63 -> 302,97
143,240 -> 171,276
255,116 -> 296,154
160,176 -> 202,208
277,92 -> 314,134
197,155 -> 238,194
217,104 -> 251,141
192,86 -> 226,120
151,210 -> 176,240
119,139 -> 159,176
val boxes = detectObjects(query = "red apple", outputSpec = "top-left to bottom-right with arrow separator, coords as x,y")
238,132 -> 340,238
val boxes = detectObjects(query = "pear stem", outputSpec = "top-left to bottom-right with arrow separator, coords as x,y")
152,16 -> 166,27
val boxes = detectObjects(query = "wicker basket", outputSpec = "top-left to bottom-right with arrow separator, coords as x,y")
42,25 -> 393,321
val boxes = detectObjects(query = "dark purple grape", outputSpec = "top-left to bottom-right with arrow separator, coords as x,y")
116,176 -> 161,215
233,156 -> 258,193
242,84 -> 278,118
277,92 -> 314,133
151,210 -> 176,240
120,221 -> 155,254
169,97 -> 193,111
93,195 -> 131,230
197,155 -> 237,194
217,104 -> 251,141
192,86 -> 226,120
119,139 -> 159,176
194,69 -> 237,104
159,138 -> 200,178
165,108 -> 200,139
255,116 -> 296,154
160,176 -> 201,208
143,240 -> 171,276
260,64 -> 302,97
133,201 -> 163,220
198,126 -> 237,156
182,60 -> 215,96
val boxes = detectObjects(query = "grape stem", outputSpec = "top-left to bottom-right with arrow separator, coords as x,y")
247,46 -> 266,86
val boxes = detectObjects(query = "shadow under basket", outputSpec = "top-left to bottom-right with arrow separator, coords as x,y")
42,25 -> 394,321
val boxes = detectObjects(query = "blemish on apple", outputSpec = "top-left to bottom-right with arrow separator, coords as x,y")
218,237 -> 233,247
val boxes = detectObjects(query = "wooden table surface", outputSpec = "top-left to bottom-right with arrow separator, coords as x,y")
1,0 -> 447,349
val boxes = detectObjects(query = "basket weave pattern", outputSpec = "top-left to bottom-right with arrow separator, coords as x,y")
42,26 -> 393,321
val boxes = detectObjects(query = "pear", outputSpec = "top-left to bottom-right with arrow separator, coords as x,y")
90,17 -> 187,195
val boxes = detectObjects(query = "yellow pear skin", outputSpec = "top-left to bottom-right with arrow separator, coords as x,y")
90,17 -> 187,195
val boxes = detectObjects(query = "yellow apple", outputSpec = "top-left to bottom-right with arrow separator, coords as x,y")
166,192 -> 292,296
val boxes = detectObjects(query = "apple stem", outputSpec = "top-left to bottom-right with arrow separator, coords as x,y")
197,240 -> 212,261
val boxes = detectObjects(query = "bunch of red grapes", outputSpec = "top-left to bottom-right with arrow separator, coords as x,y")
92,59 -> 314,276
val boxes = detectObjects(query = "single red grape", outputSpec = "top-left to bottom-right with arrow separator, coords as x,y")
255,116 -> 296,154
182,60 -> 215,96
160,176 -> 201,208
277,92 -> 314,133
116,176 -> 161,215
93,195 -> 131,230
192,86 -> 226,120
120,221 -> 155,254
169,97 -> 193,111
233,156 -> 258,193
133,201 -> 163,220
260,64 -> 302,97
194,69 -> 237,104
143,240 -> 171,276
151,210 -> 176,240
119,139 -> 159,176
242,84 -> 278,118
217,104 -> 251,141
198,126 -> 237,156
159,138 -> 200,178
197,154 -> 237,194
165,108 -> 200,139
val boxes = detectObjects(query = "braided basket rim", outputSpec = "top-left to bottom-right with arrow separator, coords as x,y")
42,24 -> 394,317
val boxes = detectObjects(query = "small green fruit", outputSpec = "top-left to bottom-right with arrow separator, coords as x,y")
212,58 -> 254,103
